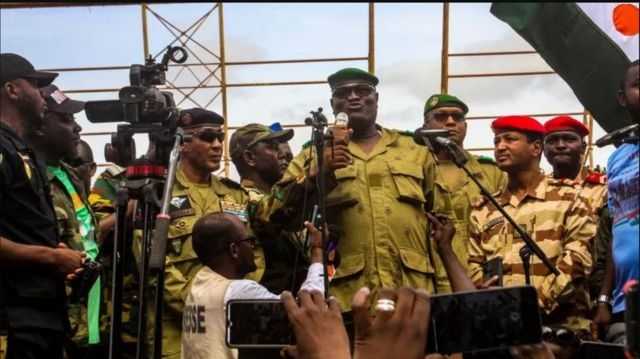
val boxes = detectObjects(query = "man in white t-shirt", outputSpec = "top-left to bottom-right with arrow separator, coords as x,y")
181,212 -> 325,359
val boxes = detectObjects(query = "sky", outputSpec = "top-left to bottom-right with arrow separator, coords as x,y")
0,2 -> 618,182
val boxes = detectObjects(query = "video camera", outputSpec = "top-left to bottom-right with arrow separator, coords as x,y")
84,46 -> 188,167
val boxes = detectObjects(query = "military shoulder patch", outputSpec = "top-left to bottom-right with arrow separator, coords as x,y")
584,171 -> 607,185
475,155 -> 497,165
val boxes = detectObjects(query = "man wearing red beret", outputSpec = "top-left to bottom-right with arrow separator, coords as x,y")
466,115 -> 596,343
543,116 -> 607,214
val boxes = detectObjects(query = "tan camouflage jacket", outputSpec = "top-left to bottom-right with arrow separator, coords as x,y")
468,173 -> 596,331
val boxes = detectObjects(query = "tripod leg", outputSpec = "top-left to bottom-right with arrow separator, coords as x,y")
108,188 -> 129,359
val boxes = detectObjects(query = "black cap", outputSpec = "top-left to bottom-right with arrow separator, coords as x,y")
41,84 -> 85,114
177,108 -> 225,128
0,53 -> 58,87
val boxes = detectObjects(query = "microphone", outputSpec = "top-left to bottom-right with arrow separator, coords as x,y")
335,112 -> 348,127
413,128 -> 451,146
595,123 -> 639,147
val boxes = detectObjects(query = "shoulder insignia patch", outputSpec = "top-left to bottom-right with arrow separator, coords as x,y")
584,171 -> 607,185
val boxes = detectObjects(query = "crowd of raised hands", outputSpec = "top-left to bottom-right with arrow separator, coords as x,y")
278,287 -> 557,359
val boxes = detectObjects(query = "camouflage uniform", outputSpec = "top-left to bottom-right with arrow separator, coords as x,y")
48,162 -> 106,350
468,173 -> 596,333
242,178 -> 309,293
256,127 -> 437,310
135,167 -> 248,359
430,153 -> 506,293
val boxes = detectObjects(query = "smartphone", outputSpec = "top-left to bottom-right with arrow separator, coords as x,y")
577,341 -> 625,359
226,299 -> 294,348
482,257 -> 503,287
426,286 -> 542,355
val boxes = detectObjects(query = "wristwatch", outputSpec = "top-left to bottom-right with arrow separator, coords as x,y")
596,294 -> 611,306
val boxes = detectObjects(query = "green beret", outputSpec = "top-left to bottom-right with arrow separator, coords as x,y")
424,94 -> 468,115
327,67 -> 379,88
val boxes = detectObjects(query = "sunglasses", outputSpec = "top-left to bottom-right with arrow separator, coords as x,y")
233,235 -> 257,248
332,84 -> 376,99
189,128 -> 225,143
429,111 -> 466,123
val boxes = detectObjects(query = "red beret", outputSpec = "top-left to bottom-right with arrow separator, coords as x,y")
491,115 -> 545,135
543,116 -> 589,137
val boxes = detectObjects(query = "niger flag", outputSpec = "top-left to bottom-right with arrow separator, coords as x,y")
491,3 -> 639,133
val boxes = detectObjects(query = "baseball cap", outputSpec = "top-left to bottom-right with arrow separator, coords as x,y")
41,84 -> 85,114
0,53 -> 58,87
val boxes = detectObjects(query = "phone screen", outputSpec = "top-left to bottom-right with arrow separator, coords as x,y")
226,299 -> 294,348
426,286 -> 542,355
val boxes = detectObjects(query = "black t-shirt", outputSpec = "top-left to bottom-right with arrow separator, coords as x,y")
0,122 -> 67,331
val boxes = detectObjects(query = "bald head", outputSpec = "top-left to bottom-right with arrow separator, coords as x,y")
192,213 -> 244,264
76,139 -> 94,163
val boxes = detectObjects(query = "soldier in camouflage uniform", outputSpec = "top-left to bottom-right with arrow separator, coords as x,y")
28,85 -> 107,357
422,94 -> 506,293
254,68 -> 438,312
468,116 -> 596,338
134,108 -> 248,359
542,116 -> 609,306
229,123 -> 310,293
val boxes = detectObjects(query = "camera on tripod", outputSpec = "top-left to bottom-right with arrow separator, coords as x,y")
84,46 -> 188,167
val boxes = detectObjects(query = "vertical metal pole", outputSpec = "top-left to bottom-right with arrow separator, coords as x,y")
141,3 -> 150,59
218,3 -> 230,177
440,2 -> 450,94
586,110 -> 594,169
368,3 -> 375,74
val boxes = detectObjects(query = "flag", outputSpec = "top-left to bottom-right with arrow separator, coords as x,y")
491,3 -> 639,133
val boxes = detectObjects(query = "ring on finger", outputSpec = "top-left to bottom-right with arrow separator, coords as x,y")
375,298 -> 396,312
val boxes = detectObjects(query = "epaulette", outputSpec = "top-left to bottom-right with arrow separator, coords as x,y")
475,155 -> 497,165
219,177 -> 245,191
584,171 -> 607,185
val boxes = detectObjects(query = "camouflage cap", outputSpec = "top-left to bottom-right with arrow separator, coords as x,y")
327,67 -> 379,89
424,94 -> 469,115
229,123 -> 294,157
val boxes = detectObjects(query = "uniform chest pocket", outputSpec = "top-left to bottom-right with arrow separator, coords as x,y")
326,165 -> 359,209
167,215 -> 196,257
388,162 -> 426,206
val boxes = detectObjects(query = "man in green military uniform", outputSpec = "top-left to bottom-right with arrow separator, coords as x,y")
255,68 -> 438,312
27,85 -> 106,358
138,108 -> 248,359
421,94 -> 506,293
229,123 -> 311,293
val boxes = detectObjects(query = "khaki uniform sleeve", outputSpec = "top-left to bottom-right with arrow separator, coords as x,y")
467,207 -> 486,284
538,193 -> 595,313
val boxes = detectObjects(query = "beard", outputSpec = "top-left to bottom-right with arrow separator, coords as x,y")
15,93 -> 45,138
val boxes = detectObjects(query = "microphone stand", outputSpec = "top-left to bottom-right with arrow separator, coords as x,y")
304,108 -> 331,298
423,135 -> 559,285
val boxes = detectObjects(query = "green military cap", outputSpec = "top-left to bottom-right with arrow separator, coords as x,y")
327,67 -> 379,89
230,123 -> 294,157
424,94 -> 469,115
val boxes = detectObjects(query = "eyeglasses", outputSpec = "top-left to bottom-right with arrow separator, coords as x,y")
233,235 -> 257,248
189,128 -> 225,143
332,84 -> 376,99
429,111 -> 466,123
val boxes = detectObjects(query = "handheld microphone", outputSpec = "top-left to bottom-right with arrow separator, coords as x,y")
413,128 -> 451,146
595,123 -> 639,147
335,112 -> 348,127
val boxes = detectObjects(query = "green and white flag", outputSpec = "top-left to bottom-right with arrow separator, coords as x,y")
491,2 -> 639,133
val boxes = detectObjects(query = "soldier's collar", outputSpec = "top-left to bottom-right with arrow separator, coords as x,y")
500,171 -> 546,205
175,165 -> 216,189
